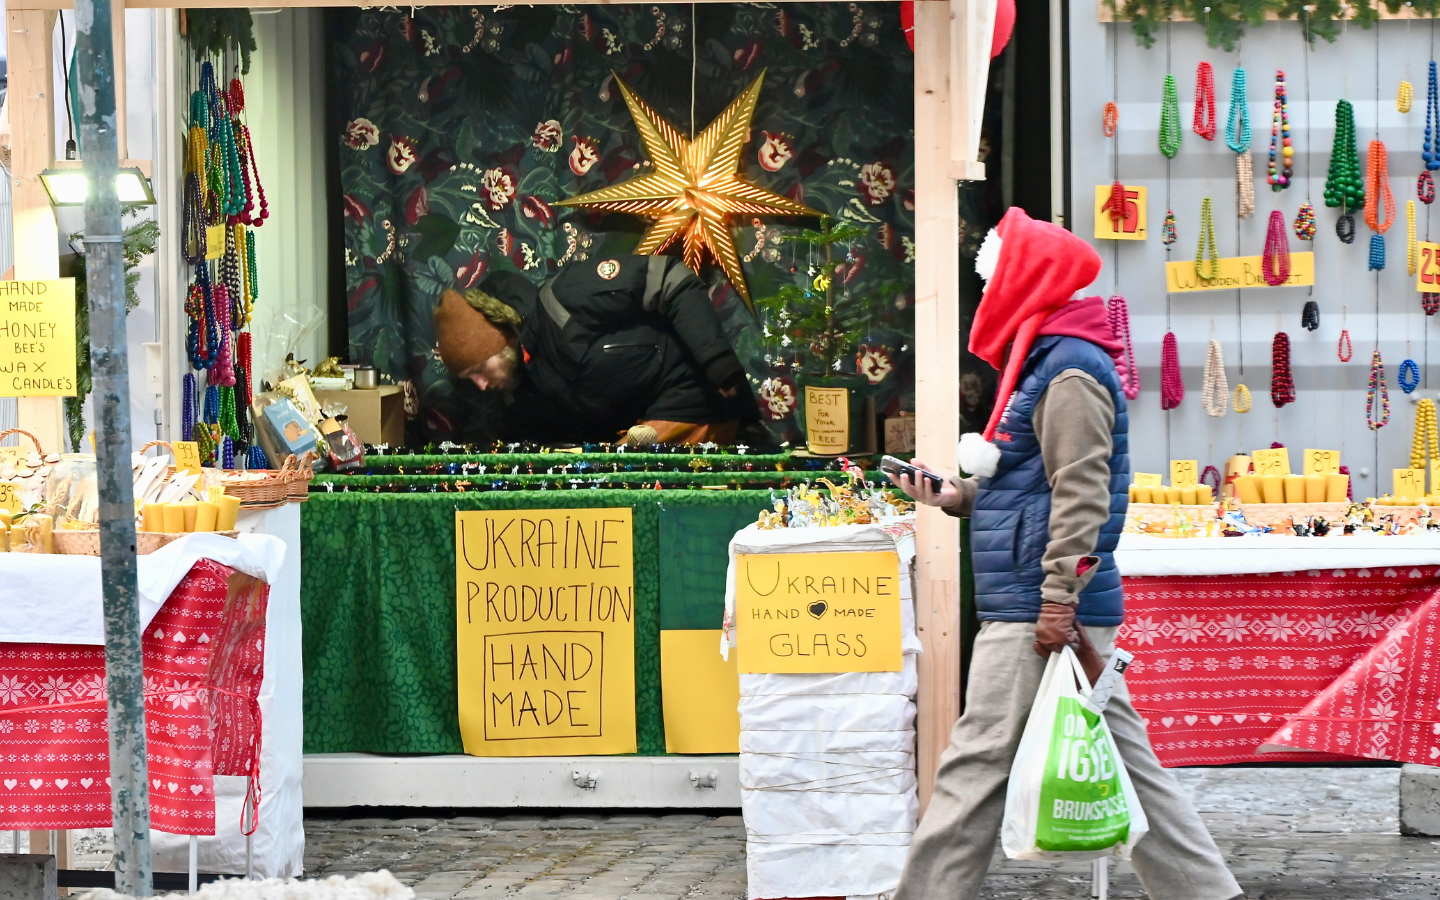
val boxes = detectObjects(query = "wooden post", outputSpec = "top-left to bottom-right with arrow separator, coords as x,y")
912,0 -> 962,811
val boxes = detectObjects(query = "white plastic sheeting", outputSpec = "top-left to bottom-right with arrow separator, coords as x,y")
725,522 -> 919,900
152,503 -> 306,876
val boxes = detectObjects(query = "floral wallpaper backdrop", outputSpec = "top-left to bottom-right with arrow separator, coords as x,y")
331,3 -> 916,443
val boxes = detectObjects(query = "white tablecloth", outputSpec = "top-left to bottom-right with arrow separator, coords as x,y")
1114,533 -> 1440,577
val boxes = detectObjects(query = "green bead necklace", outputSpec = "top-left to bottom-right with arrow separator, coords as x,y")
1160,74 -> 1183,159
1324,100 -> 1365,211
1196,197 -> 1219,279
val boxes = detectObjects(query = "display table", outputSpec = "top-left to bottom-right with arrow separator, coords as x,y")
0,535 -> 284,833
1114,535 -> 1440,767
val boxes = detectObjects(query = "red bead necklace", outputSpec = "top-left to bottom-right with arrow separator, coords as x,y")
1193,62 -> 1217,141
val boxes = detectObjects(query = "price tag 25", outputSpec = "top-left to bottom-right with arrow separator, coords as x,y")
1394,468 -> 1426,501
172,441 -> 203,475
1170,460 -> 1199,487
0,483 -> 17,513
1133,473 -> 1163,488
1251,448 -> 1291,477
1304,449 -> 1341,476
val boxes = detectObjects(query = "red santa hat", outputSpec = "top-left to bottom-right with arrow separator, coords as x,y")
959,207 -> 1102,477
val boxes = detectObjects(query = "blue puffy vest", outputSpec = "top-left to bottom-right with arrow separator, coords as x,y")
970,335 -> 1130,626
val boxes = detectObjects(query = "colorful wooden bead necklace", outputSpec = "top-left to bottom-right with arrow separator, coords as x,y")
1201,339 -> 1228,417
1270,332 -> 1296,407
1294,202 -> 1316,240
1421,171 -> 1436,204
1400,79 -> 1415,114
1365,139 -> 1396,271
1425,60 -> 1440,171
1339,327 -> 1354,362
1162,211 -> 1178,245
1425,292 -> 1440,315
1408,200 -> 1419,275
1196,197 -> 1219,279
1161,331 -> 1184,410
1160,73 -> 1183,159
1325,100 -> 1364,241
1107,296 -> 1140,400
1368,350 -> 1391,430
1262,209 -> 1291,286
1267,69 -> 1293,190
1103,101 -> 1118,137
1193,62 -> 1217,141
1400,358 -> 1422,394
1226,68 -> 1255,218
1412,399 -> 1438,467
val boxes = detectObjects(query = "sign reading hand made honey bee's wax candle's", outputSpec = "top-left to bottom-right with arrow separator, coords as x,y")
455,508 -> 636,756
0,280 -> 77,397
733,550 -> 903,674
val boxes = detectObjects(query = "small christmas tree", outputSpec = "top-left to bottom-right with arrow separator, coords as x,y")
754,218 -> 905,376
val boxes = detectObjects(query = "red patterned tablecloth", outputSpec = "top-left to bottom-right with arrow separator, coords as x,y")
0,558 -> 268,833
1117,565 -> 1440,767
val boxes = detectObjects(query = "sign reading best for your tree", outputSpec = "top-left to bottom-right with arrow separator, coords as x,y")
455,508 -> 636,756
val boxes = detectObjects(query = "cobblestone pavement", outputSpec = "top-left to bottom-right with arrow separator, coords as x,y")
298,767 -> 1439,900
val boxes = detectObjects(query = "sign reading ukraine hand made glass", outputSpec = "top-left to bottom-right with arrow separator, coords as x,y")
455,509 -> 636,755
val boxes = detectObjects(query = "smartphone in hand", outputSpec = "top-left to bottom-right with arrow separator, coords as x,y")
880,455 -> 946,493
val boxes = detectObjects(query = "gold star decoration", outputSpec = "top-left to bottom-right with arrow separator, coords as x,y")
554,70 -> 819,311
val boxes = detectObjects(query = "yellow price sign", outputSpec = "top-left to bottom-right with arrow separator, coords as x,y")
172,441 -> 203,475
1170,460 -> 1199,488
0,447 -> 20,468
1303,449 -> 1341,476
1133,473 -> 1163,488
1093,184 -> 1148,241
1417,241 -> 1440,291
1251,448 -> 1291,477
1394,468 -> 1426,501
206,485 -> 226,504
0,483 -> 18,513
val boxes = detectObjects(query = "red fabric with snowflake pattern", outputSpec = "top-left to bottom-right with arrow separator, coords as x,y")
1117,566 -> 1440,766
0,559 -> 268,833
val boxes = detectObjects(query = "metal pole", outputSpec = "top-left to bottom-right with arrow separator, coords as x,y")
74,0 -> 152,894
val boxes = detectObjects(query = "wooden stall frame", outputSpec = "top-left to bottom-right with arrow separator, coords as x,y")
7,0 -> 979,811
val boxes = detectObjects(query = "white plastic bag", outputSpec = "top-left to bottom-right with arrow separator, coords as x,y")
1001,646 -> 1149,861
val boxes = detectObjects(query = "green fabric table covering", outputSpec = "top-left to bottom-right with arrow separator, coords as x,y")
300,490 -> 773,755
311,471 -> 882,489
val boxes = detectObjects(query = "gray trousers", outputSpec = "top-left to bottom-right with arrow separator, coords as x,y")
894,621 -> 1242,900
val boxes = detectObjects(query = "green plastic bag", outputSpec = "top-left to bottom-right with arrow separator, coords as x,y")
1002,647 -> 1149,860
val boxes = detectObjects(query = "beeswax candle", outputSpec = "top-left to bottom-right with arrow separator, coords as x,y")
27,515 -> 52,553
0,511 -> 10,530
194,501 -> 219,533
1233,475 -> 1262,504
1164,487 -> 1182,504
1197,484 -> 1214,504
1133,486 -> 1151,504
1180,486 -> 1198,505
216,495 -> 242,531
0,524 -> 8,552
1325,473 -> 1350,503
141,503 -> 164,532
1261,475 -> 1285,504
162,503 -> 185,534
181,502 -> 199,532
1128,484 -> 1138,502
1283,475 -> 1306,503
1304,474 -> 1327,502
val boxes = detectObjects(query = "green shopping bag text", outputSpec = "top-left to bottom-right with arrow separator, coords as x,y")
1035,696 -> 1131,852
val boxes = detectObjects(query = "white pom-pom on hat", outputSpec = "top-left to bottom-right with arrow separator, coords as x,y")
974,228 -> 1002,285
958,431 -> 1001,478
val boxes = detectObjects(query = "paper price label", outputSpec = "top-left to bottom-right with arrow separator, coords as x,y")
0,447 -> 20,468
0,483 -> 17,513
206,485 -> 226,504
1093,184 -> 1147,241
172,441 -> 203,475
1394,468 -> 1426,501
1417,241 -> 1440,291
1170,460 -> 1199,487
1133,473 -> 1163,488
1251,448 -> 1291,477
1303,449 -> 1341,476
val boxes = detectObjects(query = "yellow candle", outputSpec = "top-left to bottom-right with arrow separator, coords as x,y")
1180,486 -> 1198,505
26,515 -> 52,553
1128,484 -> 1138,502
140,503 -> 164,532
0,511 -> 10,530
1196,484 -> 1214,505
1234,475 -> 1262,505
194,501 -> 219,533
181,502 -> 199,532
1261,475 -> 1285,504
1304,474 -> 1327,503
216,495 -> 242,532
1283,475 -> 1306,503
1164,487 -> 1182,504
1133,486 -> 1151,504
0,524 -> 8,552
1325,473 -> 1350,503
162,503 -> 186,534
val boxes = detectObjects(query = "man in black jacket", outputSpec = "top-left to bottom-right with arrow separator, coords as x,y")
434,254 -> 757,444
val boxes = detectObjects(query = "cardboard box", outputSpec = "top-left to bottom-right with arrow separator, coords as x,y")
314,386 -> 405,447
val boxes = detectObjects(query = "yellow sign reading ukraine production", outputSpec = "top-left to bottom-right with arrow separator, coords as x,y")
455,508 -> 636,756
734,550 -> 902,674
1165,252 -> 1314,293
0,280 -> 77,397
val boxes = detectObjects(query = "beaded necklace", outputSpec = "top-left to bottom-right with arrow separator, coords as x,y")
181,373 -> 197,442
1400,79 -> 1415,114
1196,197 -> 1219,279
1367,350 -> 1391,430
1425,60 -> 1440,171
1262,210 -> 1291,286
185,266 -> 219,369
1162,211 -> 1177,245
1339,328 -> 1354,362
1325,100 -> 1364,241
1193,62 -> 1217,141
1103,102 -> 1118,137
1302,300 -> 1320,331
1400,358 -> 1422,394
1270,332 -> 1295,407
1226,68 -> 1255,218
1294,202 -> 1316,240
1366,139 -> 1396,270
1408,200 -> 1419,275
1267,70 -> 1293,190
1412,399 -> 1438,467
1103,181 -> 1127,230
231,79 -> 270,227
1232,383 -> 1252,413
1160,331 -> 1184,410
1425,292 -> 1440,315
1107,296 -> 1140,400
219,386 -> 239,441
1159,73 -> 1183,159
249,446 -> 269,470
182,89 -> 209,265
1422,172 -> 1437,205
1201,339 -> 1228,417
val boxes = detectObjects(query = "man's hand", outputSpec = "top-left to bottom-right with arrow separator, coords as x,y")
1033,600 -> 1079,658
1072,621 -> 1107,686
889,459 -> 962,508
718,385 -> 738,399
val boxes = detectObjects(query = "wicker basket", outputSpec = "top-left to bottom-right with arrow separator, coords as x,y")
52,528 -> 239,556
288,451 -> 316,502
1236,501 -> 1350,528
222,455 -> 296,509
0,428 -> 45,456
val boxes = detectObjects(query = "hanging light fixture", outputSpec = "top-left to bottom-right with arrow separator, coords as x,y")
39,166 -> 156,206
